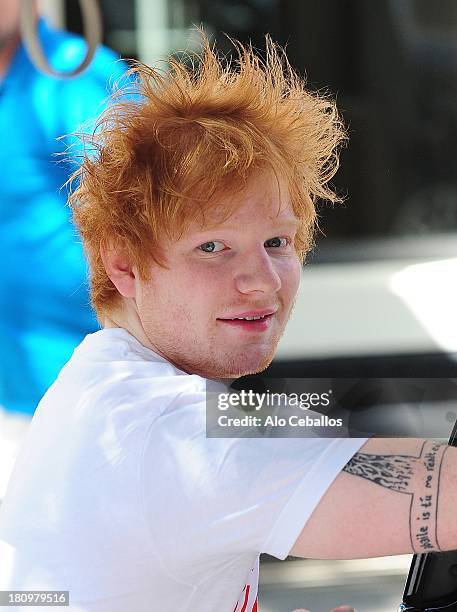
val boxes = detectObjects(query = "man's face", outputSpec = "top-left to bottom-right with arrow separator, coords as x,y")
135,170 -> 302,379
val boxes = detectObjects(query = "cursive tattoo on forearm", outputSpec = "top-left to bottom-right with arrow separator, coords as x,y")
343,440 -> 449,553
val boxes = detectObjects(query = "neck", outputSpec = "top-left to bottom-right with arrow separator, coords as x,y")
103,306 -> 235,386
103,302 -> 162,357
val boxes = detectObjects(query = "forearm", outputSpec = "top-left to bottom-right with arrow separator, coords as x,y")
343,437 -> 457,555
290,437 -> 457,560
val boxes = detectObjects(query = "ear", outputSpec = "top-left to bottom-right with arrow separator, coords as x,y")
100,242 -> 137,299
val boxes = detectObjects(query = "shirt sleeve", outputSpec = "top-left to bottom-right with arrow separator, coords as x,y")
140,385 -> 368,583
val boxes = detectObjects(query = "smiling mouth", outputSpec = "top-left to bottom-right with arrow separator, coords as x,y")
216,313 -> 274,330
222,314 -> 268,321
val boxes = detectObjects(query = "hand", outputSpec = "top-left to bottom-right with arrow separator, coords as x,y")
292,606 -> 354,612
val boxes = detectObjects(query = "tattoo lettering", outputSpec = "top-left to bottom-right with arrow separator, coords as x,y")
343,440 -> 449,554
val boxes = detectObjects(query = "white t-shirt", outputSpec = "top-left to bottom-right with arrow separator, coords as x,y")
0,329 -> 367,611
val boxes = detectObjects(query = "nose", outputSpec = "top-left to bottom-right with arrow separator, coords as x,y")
233,247 -> 282,294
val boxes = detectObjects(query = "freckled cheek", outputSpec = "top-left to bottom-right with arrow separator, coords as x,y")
176,266 -> 223,321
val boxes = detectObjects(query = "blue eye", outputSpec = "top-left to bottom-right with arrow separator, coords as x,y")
199,241 -> 225,253
265,237 -> 290,248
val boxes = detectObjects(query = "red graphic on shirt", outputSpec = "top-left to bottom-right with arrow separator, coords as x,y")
232,562 -> 258,612
232,586 -> 258,612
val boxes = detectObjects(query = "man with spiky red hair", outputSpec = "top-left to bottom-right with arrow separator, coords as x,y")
1,32 -> 457,612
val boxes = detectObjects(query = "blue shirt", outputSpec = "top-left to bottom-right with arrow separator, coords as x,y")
0,19 -> 127,415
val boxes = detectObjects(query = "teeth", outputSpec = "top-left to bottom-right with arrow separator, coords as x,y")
231,315 -> 265,320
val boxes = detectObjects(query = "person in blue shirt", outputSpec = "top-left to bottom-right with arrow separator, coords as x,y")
0,1 -> 128,415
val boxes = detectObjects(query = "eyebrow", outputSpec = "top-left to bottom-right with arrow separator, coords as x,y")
272,218 -> 300,229
259,218 -> 300,234
189,218 -> 300,237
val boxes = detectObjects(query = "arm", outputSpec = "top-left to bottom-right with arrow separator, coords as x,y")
289,437 -> 457,560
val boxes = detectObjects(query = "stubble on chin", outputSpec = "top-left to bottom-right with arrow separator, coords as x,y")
174,340 -> 277,379
239,308 -> 296,376
208,311 -> 294,378
167,302 -> 296,379
205,332 -> 282,379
